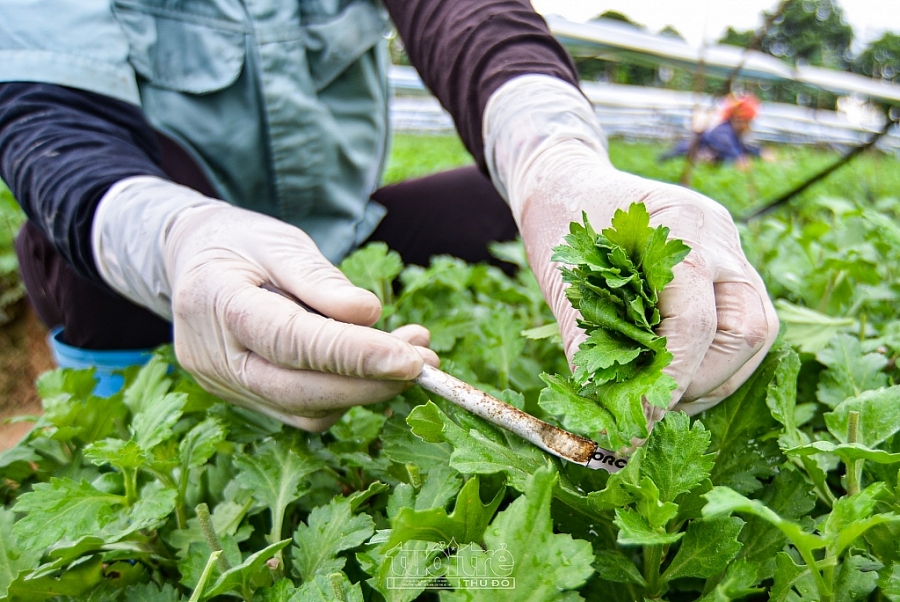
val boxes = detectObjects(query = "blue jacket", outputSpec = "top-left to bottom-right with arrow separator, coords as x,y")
664,121 -> 761,164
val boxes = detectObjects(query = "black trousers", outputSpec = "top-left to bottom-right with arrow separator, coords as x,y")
16,165 -> 518,350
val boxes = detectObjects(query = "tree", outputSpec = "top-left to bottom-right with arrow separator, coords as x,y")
718,27 -> 754,48
760,0 -> 853,69
658,26 -> 685,41
595,10 -> 642,27
575,11 -> 659,87
853,32 -> 900,83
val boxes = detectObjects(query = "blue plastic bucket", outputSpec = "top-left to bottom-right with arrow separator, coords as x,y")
48,327 -> 153,397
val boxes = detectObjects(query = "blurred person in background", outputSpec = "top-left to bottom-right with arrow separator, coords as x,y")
662,93 -> 774,169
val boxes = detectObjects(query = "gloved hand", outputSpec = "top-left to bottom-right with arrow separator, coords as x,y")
93,176 -> 438,431
484,76 -> 778,420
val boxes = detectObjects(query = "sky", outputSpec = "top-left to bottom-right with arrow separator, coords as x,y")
531,0 -> 900,50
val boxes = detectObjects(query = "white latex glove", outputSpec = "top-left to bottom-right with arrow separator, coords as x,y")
93,176 -> 438,431
484,75 -> 778,420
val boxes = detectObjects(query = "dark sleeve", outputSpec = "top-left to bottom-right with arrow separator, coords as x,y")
383,0 -> 580,169
0,82 -> 166,282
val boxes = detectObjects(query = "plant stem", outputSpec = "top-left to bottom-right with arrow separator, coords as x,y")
643,544 -> 663,596
847,411 -> 862,496
796,546 -> 832,602
124,468 -> 138,506
196,502 -> 232,573
175,468 -> 191,530
188,550 -> 221,602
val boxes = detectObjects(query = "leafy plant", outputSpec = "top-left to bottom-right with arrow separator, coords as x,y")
3,167 -> 900,600
538,204 -> 690,449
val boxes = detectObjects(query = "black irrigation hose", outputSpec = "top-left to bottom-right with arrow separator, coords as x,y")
738,114 -> 899,223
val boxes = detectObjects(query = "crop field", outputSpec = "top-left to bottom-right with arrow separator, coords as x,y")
0,135 -> 899,601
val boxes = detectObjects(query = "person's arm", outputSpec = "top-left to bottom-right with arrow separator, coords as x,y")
383,0 -> 579,169
386,0 -> 778,425
0,82 -> 167,282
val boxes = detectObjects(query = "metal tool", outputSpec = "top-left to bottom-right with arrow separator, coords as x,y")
259,283 -> 629,472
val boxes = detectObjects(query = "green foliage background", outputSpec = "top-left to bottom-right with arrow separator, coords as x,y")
2,134 -> 900,601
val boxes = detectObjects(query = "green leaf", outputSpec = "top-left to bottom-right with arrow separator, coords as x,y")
406,401 -> 448,443
443,465 -> 594,601
233,437 -> 323,542
786,440 -> 900,465
165,498 -> 253,558
826,386 -> 900,447
407,401 -> 545,492
640,223 -> 691,296
190,550 -> 221,602
12,478 -> 123,550
823,484 -> 900,558
127,481 -> 177,533
593,550 -> 647,587
291,497 -> 374,581
774,299 -> 856,354
0,509 -> 41,598
124,582 -> 184,602
179,418 -> 227,468
537,372 -> 617,437
702,486 -> 822,553
834,555 -> 881,602
339,242 -> 403,307
603,204 -> 653,263
695,559 -> 764,602
178,537 -> 241,591
202,539 -> 290,600
642,412 -> 714,503
614,508 -> 683,546
572,329 -> 642,374
586,446 -> 644,512
770,552 -> 819,602
329,406 -> 386,445
409,466 -> 463,511
628,476 -> 679,529
878,563 -> 900,601
358,539 -> 438,602
521,323 -> 560,340
816,334 -> 889,408
122,357 -> 173,415
660,516 -> 744,581
35,369 -> 128,446
765,342 -> 833,502
132,392 -> 187,451
380,416 -> 452,470
84,439 -> 144,471
542,206 -> 687,444
386,477 -> 505,549
293,572 -> 364,602
4,555 -> 104,601
702,343 -> 783,494
252,579 -> 297,602
737,469 -> 816,576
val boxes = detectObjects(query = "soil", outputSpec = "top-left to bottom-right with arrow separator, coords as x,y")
0,299 -> 53,451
